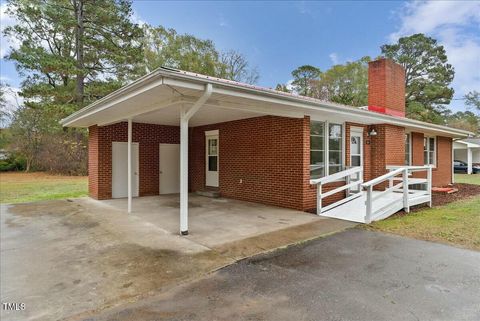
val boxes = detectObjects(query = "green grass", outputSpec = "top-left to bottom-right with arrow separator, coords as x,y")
367,196 -> 480,251
0,172 -> 88,204
454,173 -> 480,185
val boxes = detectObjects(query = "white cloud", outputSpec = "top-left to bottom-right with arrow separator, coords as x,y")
390,1 -> 480,105
0,2 -> 20,58
130,9 -> 146,27
2,85 -> 23,111
329,52 -> 339,65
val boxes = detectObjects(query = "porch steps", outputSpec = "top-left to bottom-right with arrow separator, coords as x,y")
196,189 -> 221,198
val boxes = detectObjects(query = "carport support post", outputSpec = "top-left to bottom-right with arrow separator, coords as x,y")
179,83 -> 213,236
467,148 -> 473,175
127,118 -> 132,214
180,109 -> 189,235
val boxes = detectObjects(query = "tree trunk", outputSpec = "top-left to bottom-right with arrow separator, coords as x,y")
74,0 -> 85,105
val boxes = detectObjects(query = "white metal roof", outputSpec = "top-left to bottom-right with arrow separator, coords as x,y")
61,67 -> 473,138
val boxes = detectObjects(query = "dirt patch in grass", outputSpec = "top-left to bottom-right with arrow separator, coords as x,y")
392,183 -> 480,216
432,183 -> 480,206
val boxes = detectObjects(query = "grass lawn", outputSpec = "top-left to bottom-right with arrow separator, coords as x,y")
0,172 -> 88,204
454,173 -> 480,185
367,175 -> 480,251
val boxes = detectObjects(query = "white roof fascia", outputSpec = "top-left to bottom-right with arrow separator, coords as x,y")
61,68 -> 473,138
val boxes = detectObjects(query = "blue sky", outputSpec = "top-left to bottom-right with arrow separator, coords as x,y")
1,1 -> 479,112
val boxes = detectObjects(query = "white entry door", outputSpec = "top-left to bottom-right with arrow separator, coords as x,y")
159,143 -> 180,194
350,128 -> 363,167
205,131 -> 219,187
112,142 -> 139,198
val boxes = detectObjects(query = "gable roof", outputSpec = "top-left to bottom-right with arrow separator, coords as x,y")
61,67 -> 473,138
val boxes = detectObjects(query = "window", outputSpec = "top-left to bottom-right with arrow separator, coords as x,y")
405,133 -> 411,165
310,121 -> 325,179
328,124 -> 343,175
424,136 -> 436,165
310,121 -> 343,179
207,138 -> 218,171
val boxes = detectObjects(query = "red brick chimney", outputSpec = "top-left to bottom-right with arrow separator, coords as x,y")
368,58 -> 406,117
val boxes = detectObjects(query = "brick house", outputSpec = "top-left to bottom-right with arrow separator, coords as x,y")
62,58 -> 471,234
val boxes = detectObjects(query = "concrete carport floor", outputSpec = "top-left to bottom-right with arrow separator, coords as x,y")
0,195 -> 354,321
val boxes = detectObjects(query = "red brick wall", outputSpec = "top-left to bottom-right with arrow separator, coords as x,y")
88,125 -> 100,199
411,132 -> 453,186
190,115 -> 345,212
368,59 -> 406,117
435,136 -> 453,186
189,116 -> 307,210
88,122 -> 179,199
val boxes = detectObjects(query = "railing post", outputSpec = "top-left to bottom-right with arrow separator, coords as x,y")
403,168 -> 410,213
345,173 -> 351,196
317,183 -> 322,215
427,166 -> 432,207
365,185 -> 373,223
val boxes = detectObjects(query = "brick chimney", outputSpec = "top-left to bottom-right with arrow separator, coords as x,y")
368,58 -> 406,117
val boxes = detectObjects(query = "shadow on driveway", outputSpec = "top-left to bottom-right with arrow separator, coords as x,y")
85,229 -> 480,321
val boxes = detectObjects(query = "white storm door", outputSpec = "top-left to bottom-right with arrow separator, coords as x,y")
159,143 -> 180,194
205,131 -> 219,187
350,128 -> 363,168
112,142 -> 139,198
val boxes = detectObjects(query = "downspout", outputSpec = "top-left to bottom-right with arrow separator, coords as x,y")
179,83 -> 213,235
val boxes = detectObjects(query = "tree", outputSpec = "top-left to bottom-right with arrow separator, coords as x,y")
291,65 -> 321,97
3,0 -> 142,174
142,25 -> 220,76
219,50 -> 259,84
142,26 -> 259,84
311,56 -> 370,106
381,34 -> 455,122
0,83 -> 10,128
4,0 -> 143,111
465,90 -> 480,113
275,83 -> 291,93
446,110 -> 479,134
9,106 -> 49,171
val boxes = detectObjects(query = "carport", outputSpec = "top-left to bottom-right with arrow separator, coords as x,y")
61,68 -> 310,235
453,140 -> 480,174
61,67 -> 391,235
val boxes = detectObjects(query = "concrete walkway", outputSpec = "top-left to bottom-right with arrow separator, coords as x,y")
1,196 -> 354,321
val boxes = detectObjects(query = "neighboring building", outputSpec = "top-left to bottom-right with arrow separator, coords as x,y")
453,138 -> 480,174
62,58 -> 471,234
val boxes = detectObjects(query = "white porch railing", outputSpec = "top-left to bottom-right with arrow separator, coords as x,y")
310,166 -> 363,214
362,165 -> 432,223
311,165 -> 433,223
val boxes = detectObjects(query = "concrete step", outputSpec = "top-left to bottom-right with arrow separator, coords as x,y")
196,189 -> 221,198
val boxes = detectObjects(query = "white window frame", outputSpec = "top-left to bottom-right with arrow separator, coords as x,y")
424,136 -> 436,166
405,132 -> 412,166
309,120 -> 345,179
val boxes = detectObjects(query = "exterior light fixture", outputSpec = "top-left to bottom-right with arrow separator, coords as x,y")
369,128 -> 378,136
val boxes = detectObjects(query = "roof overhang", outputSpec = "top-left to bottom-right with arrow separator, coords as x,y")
61,67 -> 473,139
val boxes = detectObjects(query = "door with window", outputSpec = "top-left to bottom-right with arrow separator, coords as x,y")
205,131 -> 219,187
350,128 -> 363,168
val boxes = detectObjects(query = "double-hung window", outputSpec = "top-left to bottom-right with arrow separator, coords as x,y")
424,136 -> 436,165
310,121 -> 343,179
310,122 -> 325,179
405,133 -> 411,165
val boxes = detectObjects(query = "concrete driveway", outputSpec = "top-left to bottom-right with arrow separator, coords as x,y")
84,229 -> 480,321
0,196 -> 353,321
